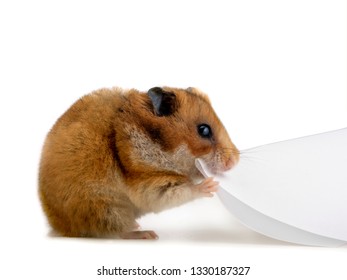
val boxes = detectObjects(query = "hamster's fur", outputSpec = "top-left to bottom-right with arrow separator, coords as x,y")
39,86 -> 239,239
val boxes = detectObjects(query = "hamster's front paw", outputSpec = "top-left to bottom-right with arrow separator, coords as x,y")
194,177 -> 219,197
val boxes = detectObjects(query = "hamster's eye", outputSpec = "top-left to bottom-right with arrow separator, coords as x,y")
197,124 -> 212,139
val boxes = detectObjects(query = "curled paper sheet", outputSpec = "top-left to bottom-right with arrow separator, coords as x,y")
196,128 -> 347,247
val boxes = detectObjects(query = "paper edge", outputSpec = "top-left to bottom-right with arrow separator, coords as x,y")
217,188 -> 346,247
195,158 -> 346,247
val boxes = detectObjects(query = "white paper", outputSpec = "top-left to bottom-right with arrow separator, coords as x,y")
196,128 -> 347,246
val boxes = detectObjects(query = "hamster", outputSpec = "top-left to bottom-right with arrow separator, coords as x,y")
38,86 -> 239,239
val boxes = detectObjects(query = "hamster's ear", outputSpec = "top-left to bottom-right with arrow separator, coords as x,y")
147,87 -> 178,116
186,87 -> 196,92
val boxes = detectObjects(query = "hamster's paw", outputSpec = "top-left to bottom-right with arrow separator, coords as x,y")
195,177 -> 219,197
120,230 -> 158,240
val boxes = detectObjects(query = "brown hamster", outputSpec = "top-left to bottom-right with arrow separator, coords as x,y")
38,86 -> 239,239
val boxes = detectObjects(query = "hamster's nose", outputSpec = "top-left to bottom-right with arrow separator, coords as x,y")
224,152 -> 239,171
224,158 -> 235,171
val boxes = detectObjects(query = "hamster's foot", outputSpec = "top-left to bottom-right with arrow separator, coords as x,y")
195,177 -> 219,197
119,230 -> 158,240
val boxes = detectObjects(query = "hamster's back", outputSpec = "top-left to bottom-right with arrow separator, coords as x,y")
38,88 -> 132,236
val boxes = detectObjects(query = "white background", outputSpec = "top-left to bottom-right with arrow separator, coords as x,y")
1,0 -> 346,279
